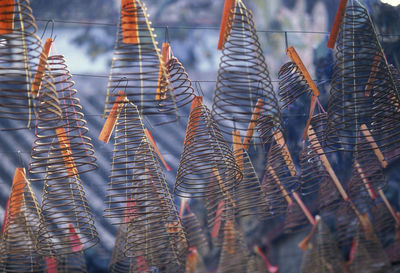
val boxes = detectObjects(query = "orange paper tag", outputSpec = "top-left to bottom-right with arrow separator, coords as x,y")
267,165 -> 293,205
99,90 -> 126,143
302,96 -> 317,140
224,220 -> 236,255
254,246 -> 279,273
121,0 -> 139,44
360,124 -> 387,168
217,0 -> 236,50
185,248 -> 198,273
365,54 -> 382,97
31,38 -> 53,96
10,168 -> 26,216
156,43 -> 171,100
45,257 -> 58,273
327,0 -> 348,49
243,98 -> 264,150
185,96 -> 203,146
232,130 -> 243,172
56,127 -> 78,177
273,129 -> 297,177
286,46 -> 320,97
144,128 -> 171,171
0,0 -> 14,35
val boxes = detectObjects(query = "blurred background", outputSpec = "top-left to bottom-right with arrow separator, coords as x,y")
0,0 -> 399,272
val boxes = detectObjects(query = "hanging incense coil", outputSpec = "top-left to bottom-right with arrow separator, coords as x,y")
326,1 -> 400,153
104,100 -> 167,222
182,212 -> 209,254
283,199 -> 310,234
348,223 -> 392,273
121,140 -> 187,272
0,0 -> 43,130
232,145 -> 269,220
174,101 -> 242,198
47,54 -> 97,175
105,0 -> 178,121
217,220 -> 249,273
212,0 -> 283,146
278,61 -> 313,109
300,220 -> 346,273
0,168 -> 49,272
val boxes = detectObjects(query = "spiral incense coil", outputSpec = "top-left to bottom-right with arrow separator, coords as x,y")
217,220 -> 249,273
104,101 -> 171,222
212,0 -> 283,146
0,0 -> 43,130
348,224 -> 392,273
232,146 -> 269,220
105,0 -> 178,121
121,140 -> 187,272
300,220 -> 346,273
326,1 -> 400,152
182,212 -> 209,254
278,61 -> 313,109
372,203 -> 396,246
47,54 -> 97,175
347,175 -> 375,215
317,178 -> 342,215
0,168 -> 49,273
174,101 -> 242,198
37,170 -> 99,255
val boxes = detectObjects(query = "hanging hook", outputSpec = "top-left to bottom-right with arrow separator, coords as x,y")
164,26 -> 170,44
41,19 -> 55,40
195,81 -> 205,97
111,77 -> 129,94
284,31 -> 289,51
17,150 -> 23,168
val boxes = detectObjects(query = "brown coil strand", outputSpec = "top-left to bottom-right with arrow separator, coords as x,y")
0,168 -> 48,273
212,0 -> 283,146
123,139 -> 188,272
326,1 -> 400,153
261,134 -> 299,219
28,73 -> 98,255
348,223 -> 392,273
299,220 -> 346,273
109,224 -> 138,273
47,54 -> 97,175
0,0 -> 42,130
181,212 -> 209,254
232,145 -> 269,220
174,101 -> 242,199
278,61 -> 312,109
217,220 -> 249,273
105,0 -> 178,122
246,253 -> 267,273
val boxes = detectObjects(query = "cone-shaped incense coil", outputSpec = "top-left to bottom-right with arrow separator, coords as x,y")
47,54 -> 97,175
372,203 -> 397,247
175,99 -> 242,198
326,1 -> 400,152
123,139 -> 187,272
0,168 -> 48,272
55,252 -> 88,273
105,0 -> 177,120
212,0 -> 282,146
335,200 -> 359,251
109,224 -> 138,273
182,212 -> 209,254
300,220 -> 346,273
37,164 -> 99,255
217,220 -> 249,273
0,0 -> 43,130
348,223 -> 392,273
104,100 -> 170,222
232,144 -> 269,220
283,200 -> 310,234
